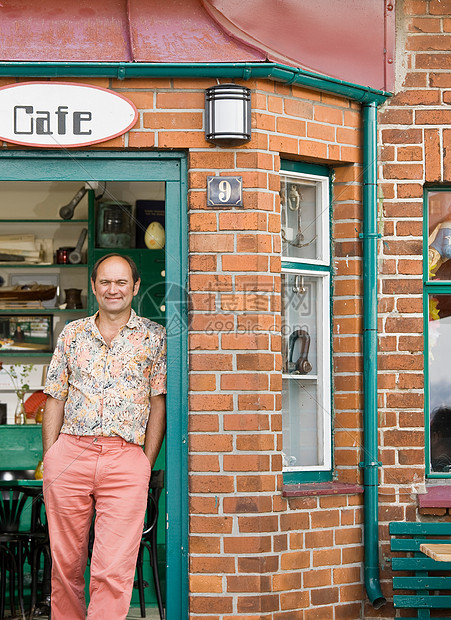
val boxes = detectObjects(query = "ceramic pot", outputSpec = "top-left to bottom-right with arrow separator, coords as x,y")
64,288 -> 83,309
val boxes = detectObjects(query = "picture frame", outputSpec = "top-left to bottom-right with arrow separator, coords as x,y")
0,315 -> 53,352
9,273 -> 59,308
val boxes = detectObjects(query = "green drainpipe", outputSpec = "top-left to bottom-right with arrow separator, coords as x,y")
361,101 -> 386,610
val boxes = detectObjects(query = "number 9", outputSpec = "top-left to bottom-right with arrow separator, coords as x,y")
218,180 -> 232,203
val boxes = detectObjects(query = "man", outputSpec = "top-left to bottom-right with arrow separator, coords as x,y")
430,405 -> 451,473
42,253 -> 166,620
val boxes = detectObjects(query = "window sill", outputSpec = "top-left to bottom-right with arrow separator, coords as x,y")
418,485 -> 451,509
283,481 -> 363,498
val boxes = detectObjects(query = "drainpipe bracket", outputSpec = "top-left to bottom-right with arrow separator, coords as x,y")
285,68 -> 301,85
242,65 -> 252,80
359,233 -> 382,239
359,461 -> 382,468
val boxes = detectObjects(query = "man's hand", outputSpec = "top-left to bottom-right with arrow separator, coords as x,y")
144,394 -> 166,468
42,396 -> 65,456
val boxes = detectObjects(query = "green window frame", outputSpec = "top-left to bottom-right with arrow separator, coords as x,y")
281,160 -> 333,484
424,186 -> 451,478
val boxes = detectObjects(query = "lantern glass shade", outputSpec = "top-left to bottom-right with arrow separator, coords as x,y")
205,84 -> 251,146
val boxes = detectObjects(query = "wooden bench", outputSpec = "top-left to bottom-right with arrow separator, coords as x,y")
390,521 -> 451,619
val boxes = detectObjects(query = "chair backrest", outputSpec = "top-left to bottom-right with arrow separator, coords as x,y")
0,486 -> 40,534
143,469 -> 164,537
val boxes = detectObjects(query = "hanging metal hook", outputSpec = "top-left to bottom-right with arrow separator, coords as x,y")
288,184 -> 301,211
292,274 -> 305,294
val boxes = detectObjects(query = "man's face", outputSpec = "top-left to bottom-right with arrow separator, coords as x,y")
91,256 -> 140,316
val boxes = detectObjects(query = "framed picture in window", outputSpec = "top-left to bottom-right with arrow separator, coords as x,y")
0,315 -> 53,352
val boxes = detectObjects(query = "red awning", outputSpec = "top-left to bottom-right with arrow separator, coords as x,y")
0,0 -> 394,91
204,0 -> 394,91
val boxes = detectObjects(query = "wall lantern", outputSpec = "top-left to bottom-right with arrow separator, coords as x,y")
205,84 -> 251,147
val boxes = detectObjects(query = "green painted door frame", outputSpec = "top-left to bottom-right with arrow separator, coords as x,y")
0,150 -> 189,619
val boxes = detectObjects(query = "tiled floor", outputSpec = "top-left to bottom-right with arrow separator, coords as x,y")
7,608 -> 162,619
126,609 -> 162,619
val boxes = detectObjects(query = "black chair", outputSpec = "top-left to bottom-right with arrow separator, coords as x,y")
27,491 -> 51,620
135,469 -> 164,619
0,487 -> 25,619
0,485 -> 49,620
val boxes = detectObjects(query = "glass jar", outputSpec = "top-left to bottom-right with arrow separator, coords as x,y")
96,201 -> 133,248
14,390 -> 26,425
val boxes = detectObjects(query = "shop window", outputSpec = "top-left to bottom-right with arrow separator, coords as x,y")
425,188 -> 451,477
281,161 -> 332,483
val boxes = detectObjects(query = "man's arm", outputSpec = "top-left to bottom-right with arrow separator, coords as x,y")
42,395 -> 65,457
144,394 -> 166,468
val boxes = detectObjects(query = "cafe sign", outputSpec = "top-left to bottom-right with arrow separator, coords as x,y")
0,82 -> 138,148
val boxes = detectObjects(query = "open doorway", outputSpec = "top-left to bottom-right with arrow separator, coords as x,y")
0,152 -> 188,619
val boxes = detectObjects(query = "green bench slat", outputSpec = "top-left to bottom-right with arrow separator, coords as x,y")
399,613 -> 432,620
390,522 -> 451,536
394,595 -> 451,608
394,576 -> 451,590
390,521 -> 451,615
391,538 -> 451,552
393,557 -> 451,571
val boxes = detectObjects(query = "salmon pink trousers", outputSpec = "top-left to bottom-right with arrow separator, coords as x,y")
43,434 -> 151,620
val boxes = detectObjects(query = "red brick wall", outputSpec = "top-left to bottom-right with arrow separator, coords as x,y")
169,78 -> 366,619
116,76 -> 366,618
377,0 -> 451,616
1,74 -> 373,617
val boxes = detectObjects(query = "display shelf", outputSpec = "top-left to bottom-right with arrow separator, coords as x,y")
92,247 -> 164,259
0,423 -> 42,429
0,387 -> 44,392
0,308 -> 85,314
0,352 -> 52,359
282,374 -> 319,380
1,263 -> 87,268
0,219 -> 88,223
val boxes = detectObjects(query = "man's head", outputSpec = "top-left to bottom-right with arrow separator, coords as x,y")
430,406 -> 451,471
431,406 -> 451,438
91,253 -> 140,286
91,254 -> 141,317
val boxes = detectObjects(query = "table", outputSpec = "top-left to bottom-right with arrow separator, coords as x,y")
420,543 -> 451,562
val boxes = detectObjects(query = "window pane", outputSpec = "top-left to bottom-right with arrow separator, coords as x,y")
282,273 -> 319,375
281,271 -> 330,470
428,190 -> 451,281
428,294 -> 451,472
281,174 -> 325,262
282,379 -> 325,467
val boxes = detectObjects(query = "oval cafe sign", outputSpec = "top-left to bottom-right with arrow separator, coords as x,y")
0,82 -> 138,148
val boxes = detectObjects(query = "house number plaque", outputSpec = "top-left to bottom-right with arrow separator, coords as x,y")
207,176 -> 243,207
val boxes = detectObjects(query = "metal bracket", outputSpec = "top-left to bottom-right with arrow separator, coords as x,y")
285,68 -> 301,85
241,66 -> 252,80
359,232 -> 382,239
359,461 -> 382,468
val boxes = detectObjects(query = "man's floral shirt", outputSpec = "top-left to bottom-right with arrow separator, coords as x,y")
44,310 -> 166,445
